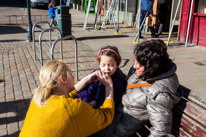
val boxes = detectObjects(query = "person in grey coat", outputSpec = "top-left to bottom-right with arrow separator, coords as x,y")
113,40 -> 182,137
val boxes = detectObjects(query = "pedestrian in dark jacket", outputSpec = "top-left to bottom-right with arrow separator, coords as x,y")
140,0 -> 158,38
157,0 -> 170,35
78,46 -> 126,108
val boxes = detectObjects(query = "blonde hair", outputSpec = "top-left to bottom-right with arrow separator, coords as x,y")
33,60 -> 68,107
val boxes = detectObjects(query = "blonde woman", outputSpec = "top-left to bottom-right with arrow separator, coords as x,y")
20,60 -> 114,137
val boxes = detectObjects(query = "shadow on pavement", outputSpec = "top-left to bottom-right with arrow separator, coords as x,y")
0,39 -> 26,42
0,79 -> 5,83
0,26 -> 26,35
1,131 -> 20,137
77,35 -> 129,40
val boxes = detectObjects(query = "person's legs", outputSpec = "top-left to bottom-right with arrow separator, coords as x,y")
50,18 -> 55,26
139,10 -> 147,38
158,23 -> 164,35
149,26 -> 156,37
50,18 -> 53,26
55,9 -> 58,25
70,0 -> 73,8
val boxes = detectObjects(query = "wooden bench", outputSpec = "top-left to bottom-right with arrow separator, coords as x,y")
127,67 -> 206,137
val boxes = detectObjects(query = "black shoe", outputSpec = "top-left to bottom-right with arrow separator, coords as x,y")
151,35 -> 159,38
139,36 -> 144,38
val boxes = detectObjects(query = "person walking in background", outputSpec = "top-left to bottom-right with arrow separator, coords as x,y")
157,0 -> 170,35
48,3 -> 56,27
140,0 -> 158,38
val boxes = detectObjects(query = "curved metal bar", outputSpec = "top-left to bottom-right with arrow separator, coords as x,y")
32,21 -> 50,60
39,27 -> 62,67
50,35 -> 78,81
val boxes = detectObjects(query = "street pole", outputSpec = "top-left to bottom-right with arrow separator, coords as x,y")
27,0 -> 32,41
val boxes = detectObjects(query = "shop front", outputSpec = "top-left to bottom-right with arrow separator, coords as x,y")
179,0 -> 206,47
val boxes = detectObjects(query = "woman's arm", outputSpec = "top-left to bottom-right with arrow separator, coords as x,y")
74,73 -> 97,94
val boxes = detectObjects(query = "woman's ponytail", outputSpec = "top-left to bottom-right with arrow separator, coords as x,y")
33,86 -> 52,107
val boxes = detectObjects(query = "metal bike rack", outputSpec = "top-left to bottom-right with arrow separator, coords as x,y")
39,27 -> 62,67
32,21 -> 50,60
50,35 -> 78,81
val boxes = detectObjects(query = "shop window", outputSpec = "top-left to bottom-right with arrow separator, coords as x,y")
120,0 -> 137,13
196,0 -> 206,14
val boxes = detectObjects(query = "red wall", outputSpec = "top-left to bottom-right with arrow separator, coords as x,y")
179,0 -> 206,47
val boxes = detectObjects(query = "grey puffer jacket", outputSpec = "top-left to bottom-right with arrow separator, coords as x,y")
113,63 -> 183,137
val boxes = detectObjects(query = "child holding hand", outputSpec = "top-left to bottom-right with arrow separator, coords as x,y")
78,46 -> 126,108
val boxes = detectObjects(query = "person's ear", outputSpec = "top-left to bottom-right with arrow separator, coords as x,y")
59,75 -> 67,84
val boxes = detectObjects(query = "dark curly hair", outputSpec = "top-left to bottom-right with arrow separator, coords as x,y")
134,39 -> 172,81
97,45 -> 121,66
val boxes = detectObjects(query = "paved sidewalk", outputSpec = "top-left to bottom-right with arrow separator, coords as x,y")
0,8 -> 206,137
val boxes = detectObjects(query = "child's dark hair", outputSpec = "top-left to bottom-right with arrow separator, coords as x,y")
97,45 -> 121,66
134,39 -> 172,81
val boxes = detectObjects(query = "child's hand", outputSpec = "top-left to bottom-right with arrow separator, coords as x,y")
95,70 -> 113,87
88,101 -> 96,108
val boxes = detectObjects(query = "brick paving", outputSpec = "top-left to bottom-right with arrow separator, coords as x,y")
0,8 -> 206,137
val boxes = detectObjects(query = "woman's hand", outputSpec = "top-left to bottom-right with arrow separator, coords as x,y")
74,72 -> 97,93
86,72 -> 98,83
95,70 -> 114,100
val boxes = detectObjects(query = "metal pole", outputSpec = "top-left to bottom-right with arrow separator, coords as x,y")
137,0 -> 141,43
185,0 -> 194,47
133,0 -> 142,42
133,9 -> 140,29
39,27 -> 62,67
84,0 -> 92,30
101,0 -> 115,28
26,0 -> 32,41
94,0 -> 101,29
115,0 -> 119,33
124,0 -> 127,27
166,0 -> 181,46
103,0 -> 106,27
50,35 -> 78,81
169,0 -> 174,30
32,21 -> 50,61
113,0 -> 117,29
